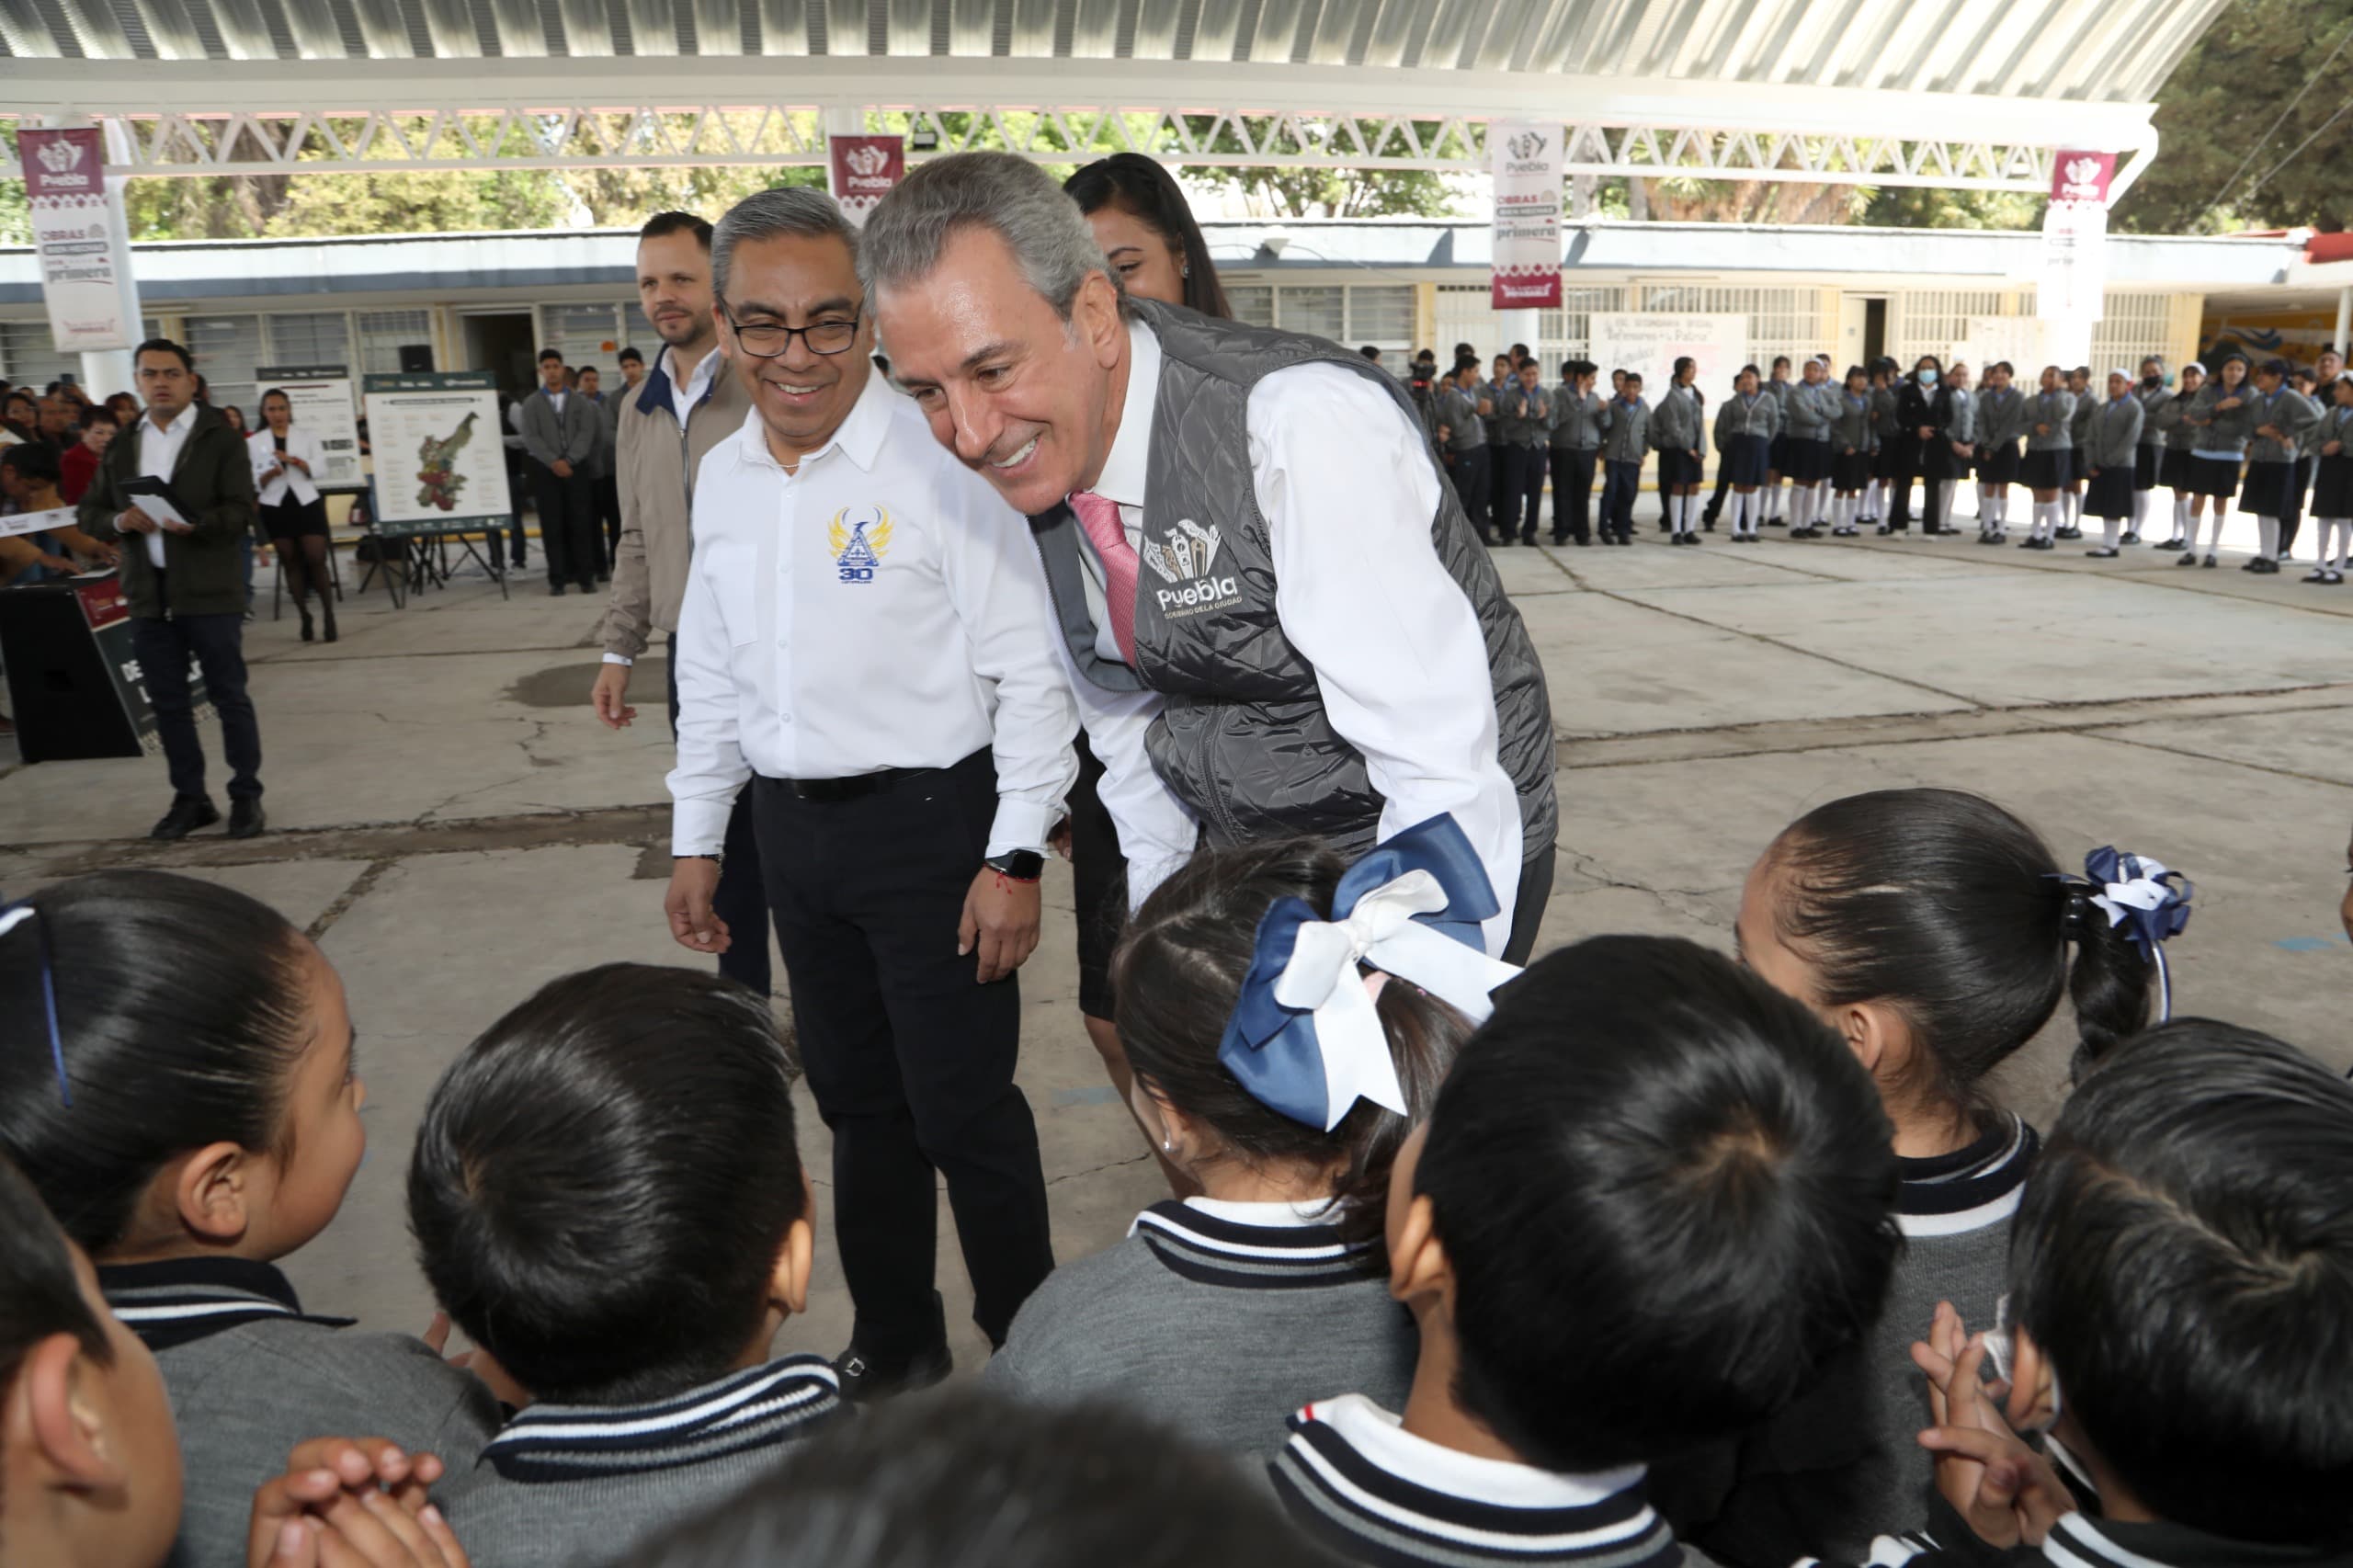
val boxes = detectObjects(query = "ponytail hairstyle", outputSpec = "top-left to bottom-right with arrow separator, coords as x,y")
1761,789 -> 2154,1113
1112,839 -> 1469,1255
0,870 -> 313,1253
1064,154 -> 1232,321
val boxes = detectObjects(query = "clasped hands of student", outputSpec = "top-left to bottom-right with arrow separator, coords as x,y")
1908,1300 -> 2076,1551
245,1437 -> 469,1568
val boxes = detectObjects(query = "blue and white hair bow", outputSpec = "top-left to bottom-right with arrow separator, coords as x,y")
0,899 -> 69,1105
2075,846 -> 2194,1022
1219,814 -> 1523,1131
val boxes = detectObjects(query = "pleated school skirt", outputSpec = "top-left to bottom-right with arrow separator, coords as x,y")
1722,434 -> 1772,485
2159,447 -> 2197,490
1656,447 -> 1703,488
2133,444 -> 2161,490
2085,462 -> 2136,519
2239,460 -> 2296,517
2313,452 -> 2353,517
2188,454 -> 2242,498
2021,449 -> 2069,490
1767,433 -> 1788,473
1975,441 -> 2022,484
1779,437 -> 1831,483
1831,448 -> 1875,491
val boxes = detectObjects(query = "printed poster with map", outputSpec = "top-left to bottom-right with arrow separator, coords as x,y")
361,371 -> 509,538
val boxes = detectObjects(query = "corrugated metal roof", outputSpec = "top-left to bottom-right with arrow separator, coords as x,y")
0,0 -> 2225,105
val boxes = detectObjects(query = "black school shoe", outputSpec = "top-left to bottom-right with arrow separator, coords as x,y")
2055,526 -> 2083,540
2086,548 -> 2120,558
2177,551 -> 2199,566
151,796 -> 221,840
835,1294 -> 954,1404
2120,531 -> 2142,545
227,798 -> 267,839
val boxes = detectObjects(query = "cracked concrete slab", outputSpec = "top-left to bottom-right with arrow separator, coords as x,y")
5,525 -> 2348,1381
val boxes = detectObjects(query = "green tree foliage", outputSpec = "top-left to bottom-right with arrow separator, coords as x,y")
2112,0 -> 2353,233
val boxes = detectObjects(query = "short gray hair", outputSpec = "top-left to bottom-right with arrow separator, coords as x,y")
858,152 -> 1113,318
710,186 -> 858,303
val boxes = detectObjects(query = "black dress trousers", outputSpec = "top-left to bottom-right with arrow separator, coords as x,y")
750,748 -> 1054,1357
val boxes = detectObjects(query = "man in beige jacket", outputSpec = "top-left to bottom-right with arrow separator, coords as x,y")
591,209 -> 768,994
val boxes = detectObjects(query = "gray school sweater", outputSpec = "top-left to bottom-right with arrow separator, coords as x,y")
983,1199 -> 1419,1460
1826,1117 -> 2039,1562
440,1354 -> 846,1568
100,1258 -> 501,1568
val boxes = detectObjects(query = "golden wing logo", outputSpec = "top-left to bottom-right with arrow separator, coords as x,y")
831,505 -> 892,584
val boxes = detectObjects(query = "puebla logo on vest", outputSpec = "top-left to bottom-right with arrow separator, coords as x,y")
1141,519 -> 1237,619
828,505 -> 892,584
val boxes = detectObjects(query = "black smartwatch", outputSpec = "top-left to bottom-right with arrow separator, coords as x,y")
985,851 -> 1044,882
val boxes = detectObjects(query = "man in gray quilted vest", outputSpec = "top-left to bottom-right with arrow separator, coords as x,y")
864,153 -> 1558,961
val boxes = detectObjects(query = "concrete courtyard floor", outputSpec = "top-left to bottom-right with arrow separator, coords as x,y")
5,515 -> 2349,1378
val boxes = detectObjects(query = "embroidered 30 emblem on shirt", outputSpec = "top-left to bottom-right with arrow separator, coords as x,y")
829,505 -> 893,583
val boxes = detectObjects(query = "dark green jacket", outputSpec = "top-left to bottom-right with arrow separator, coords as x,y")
79,403 -> 259,619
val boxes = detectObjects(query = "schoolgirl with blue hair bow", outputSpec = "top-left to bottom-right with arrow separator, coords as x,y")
983,815 -> 1519,1459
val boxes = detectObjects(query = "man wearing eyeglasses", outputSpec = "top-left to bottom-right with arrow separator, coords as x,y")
664,187 -> 1077,1403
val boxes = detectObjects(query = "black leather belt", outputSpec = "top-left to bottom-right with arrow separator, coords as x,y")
759,766 -> 938,803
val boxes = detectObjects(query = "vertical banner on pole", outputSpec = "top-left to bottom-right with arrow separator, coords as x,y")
1490,121 -> 1563,311
2039,150 -> 2115,360
20,128 -> 139,351
828,136 -> 906,227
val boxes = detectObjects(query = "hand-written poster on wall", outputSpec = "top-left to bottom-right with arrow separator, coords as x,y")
20,128 -> 139,351
361,372 -> 511,536
255,365 -> 365,490
828,136 -> 905,227
1586,314 -> 1750,412
1490,121 -> 1563,310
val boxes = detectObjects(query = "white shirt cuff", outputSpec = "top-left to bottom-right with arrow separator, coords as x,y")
671,800 -> 734,858
986,799 -> 1056,860
602,652 -> 634,666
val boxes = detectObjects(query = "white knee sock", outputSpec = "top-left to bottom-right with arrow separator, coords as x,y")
1796,486 -> 1816,531
1729,492 -> 1746,536
1862,479 -> 1879,518
2331,518 -> 2351,571
2257,514 -> 2280,561
2035,502 -> 2055,540
2131,490 -> 2148,530
2173,494 -> 2188,535
2100,515 -> 2120,549
2206,506 -> 2231,553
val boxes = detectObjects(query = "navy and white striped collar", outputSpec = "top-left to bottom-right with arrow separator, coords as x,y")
97,1256 -> 354,1352
1127,1199 -> 1378,1290
1895,1114 -> 2039,1239
2043,1512 -> 2348,1568
481,1354 -> 845,1483
1270,1394 -> 1682,1566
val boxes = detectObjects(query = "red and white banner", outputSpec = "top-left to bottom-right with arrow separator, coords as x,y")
2039,148 -> 2115,326
1490,121 -> 1563,311
21,128 -> 139,351
828,135 -> 905,226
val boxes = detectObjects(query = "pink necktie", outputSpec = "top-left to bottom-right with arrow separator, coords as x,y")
1069,490 -> 1140,665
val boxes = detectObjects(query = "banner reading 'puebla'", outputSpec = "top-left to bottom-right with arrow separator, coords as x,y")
21,128 -> 140,352
1490,121 -> 1563,311
828,135 -> 906,227
2039,149 -> 2116,325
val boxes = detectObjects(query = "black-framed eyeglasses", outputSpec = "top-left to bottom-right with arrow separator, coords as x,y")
722,302 -> 864,358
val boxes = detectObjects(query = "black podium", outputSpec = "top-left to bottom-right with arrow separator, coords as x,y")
0,572 -> 208,764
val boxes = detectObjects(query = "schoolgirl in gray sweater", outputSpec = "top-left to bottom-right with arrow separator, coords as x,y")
1722,787 -> 2184,1563
2183,355 -> 2256,564
987,834 -> 1489,1461
0,871 -> 497,1568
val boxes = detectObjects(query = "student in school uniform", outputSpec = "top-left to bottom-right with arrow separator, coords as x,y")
1970,361 -> 2024,542
1825,365 -> 1876,537
1718,365 -> 1780,542
1269,937 -> 1899,1568
2056,366 -> 2096,540
2280,365 -> 2325,562
1756,354 -> 1794,526
1500,358 -> 1552,546
2237,356 -> 2322,574
1932,360 -> 1976,534
0,872 -> 500,1568
1781,358 -> 1837,538
1653,358 -> 1708,545
416,965 -> 846,1567
1813,1023 -> 2353,1568
2018,365 -> 2078,551
2131,356 -> 2172,545
1882,356 -> 1952,536
1437,362 -> 1495,543
2304,370 -> 2353,584
1597,373 -> 1649,546
1729,789 -> 2178,1561
2081,369 -> 2146,558
1547,359 -> 1604,546
2180,353 -> 2255,567
989,827 -> 1507,1458
2153,360 -> 2204,552
1485,353 -> 1517,541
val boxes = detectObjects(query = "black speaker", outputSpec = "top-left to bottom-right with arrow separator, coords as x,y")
398,344 -> 435,372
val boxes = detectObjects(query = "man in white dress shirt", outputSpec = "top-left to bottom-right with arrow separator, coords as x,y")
664,188 -> 1077,1399
863,153 -> 1557,960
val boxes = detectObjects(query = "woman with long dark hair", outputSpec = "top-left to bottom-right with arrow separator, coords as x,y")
1060,154 -> 1235,1196
1881,355 -> 1952,536
1065,153 -> 1232,319
250,388 -> 337,642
